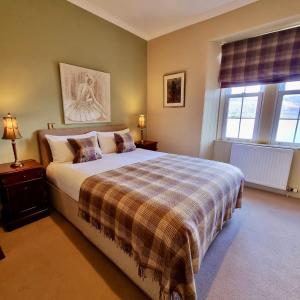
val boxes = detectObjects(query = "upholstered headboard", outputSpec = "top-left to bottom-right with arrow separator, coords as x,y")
37,124 -> 127,168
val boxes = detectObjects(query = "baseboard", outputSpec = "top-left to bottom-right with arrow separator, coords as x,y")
245,182 -> 300,199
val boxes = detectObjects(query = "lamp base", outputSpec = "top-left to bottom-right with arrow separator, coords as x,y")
11,161 -> 23,168
10,140 -> 23,168
140,128 -> 145,145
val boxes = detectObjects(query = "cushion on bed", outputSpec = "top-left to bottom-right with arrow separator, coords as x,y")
114,132 -> 136,153
97,128 -> 129,154
45,131 -> 99,163
67,136 -> 102,163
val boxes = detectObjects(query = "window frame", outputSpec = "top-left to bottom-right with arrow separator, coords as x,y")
221,86 -> 264,142
271,83 -> 300,146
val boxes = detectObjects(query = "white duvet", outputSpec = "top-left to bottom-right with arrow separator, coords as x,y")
47,148 -> 165,201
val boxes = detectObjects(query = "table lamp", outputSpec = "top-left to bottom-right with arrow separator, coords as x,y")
2,113 -> 23,168
138,114 -> 146,144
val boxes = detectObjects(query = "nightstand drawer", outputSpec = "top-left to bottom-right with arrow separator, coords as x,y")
4,179 -> 48,220
142,143 -> 157,151
0,168 -> 44,186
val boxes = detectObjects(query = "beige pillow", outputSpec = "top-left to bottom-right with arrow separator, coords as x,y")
97,128 -> 130,154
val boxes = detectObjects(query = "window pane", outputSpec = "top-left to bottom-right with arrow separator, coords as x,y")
279,94 -> 300,119
239,119 -> 255,139
285,81 -> 300,91
295,124 -> 300,143
228,97 -> 242,118
231,87 -> 245,94
226,119 -> 240,138
276,120 -> 297,142
242,97 -> 258,118
245,85 -> 261,93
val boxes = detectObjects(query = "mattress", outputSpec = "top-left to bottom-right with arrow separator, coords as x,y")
47,148 -> 165,201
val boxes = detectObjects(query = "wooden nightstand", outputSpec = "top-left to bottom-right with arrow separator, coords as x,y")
0,160 -> 49,231
135,140 -> 158,151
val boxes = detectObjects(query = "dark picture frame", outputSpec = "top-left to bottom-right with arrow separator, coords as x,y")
163,71 -> 185,107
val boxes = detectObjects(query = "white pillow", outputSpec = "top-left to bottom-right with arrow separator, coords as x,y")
97,128 -> 130,154
45,131 -> 101,163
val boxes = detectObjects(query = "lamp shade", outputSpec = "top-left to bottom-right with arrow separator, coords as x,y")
2,113 -> 22,140
138,114 -> 145,129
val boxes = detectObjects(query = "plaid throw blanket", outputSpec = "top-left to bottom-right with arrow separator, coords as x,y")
78,154 -> 244,299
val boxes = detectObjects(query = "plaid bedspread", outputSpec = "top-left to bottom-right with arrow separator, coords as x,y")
78,154 -> 244,299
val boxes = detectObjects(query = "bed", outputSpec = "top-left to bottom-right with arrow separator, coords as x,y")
37,125 -> 244,300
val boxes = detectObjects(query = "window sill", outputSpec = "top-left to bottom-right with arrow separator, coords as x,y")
215,139 -> 300,150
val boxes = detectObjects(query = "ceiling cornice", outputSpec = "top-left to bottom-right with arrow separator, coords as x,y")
67,0 -> 258,41
146,0 -> 258,40
67,0 -> 148,39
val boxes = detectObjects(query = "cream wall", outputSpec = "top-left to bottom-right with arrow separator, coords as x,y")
147,0 -> 300,157
0,0 -> 147,164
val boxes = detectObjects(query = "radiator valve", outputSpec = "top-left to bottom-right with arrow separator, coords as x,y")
287,187 -> 298,193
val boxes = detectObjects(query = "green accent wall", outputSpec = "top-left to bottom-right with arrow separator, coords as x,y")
0,0 -> 147,163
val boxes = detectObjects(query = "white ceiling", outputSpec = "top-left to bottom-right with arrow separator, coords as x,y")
67,0 -> 257,40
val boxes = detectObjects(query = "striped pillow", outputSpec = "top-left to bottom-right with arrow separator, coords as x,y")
67,136 -> 102,163
114,132 -> 136,153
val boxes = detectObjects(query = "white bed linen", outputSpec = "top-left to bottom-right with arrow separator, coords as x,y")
47,148 -> 165,201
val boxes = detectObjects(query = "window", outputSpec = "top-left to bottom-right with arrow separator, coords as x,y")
273,81 -> 300,145
222,85 -> 263,140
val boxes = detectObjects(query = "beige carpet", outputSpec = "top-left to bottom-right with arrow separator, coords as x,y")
0,188 -> 300,300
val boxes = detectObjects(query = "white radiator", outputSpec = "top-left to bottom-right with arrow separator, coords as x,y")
230,143 -> 294,190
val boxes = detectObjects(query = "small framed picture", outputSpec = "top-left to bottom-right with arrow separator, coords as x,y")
163,71 -> 185,107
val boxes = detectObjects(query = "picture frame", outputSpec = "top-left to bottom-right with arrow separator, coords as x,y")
59,63 -> 111,124
163,71 -> 185,107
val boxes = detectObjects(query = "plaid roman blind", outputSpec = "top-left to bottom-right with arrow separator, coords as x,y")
219,26 -> 300,88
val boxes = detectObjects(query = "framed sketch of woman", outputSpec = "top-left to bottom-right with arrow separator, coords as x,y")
59,63 -> 111,124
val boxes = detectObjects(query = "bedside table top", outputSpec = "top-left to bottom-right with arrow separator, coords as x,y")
0,160 -> 42,176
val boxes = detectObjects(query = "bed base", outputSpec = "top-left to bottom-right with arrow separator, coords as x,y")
48,182 -> 160,299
